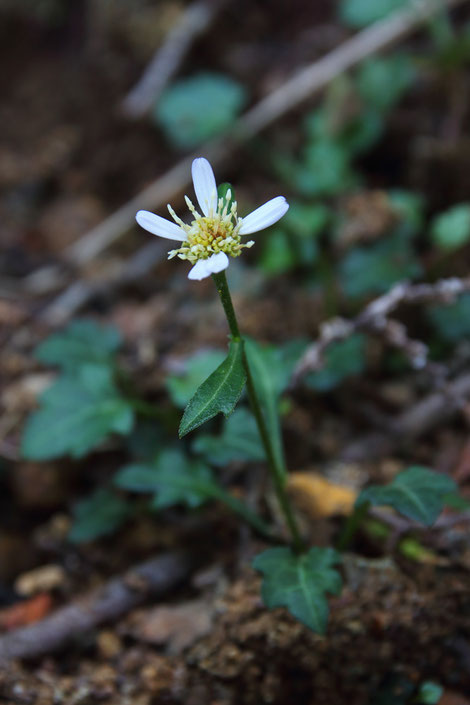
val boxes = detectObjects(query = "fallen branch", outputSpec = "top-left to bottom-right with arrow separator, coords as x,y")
293,277 -> 470,383
122,0 -> 227,119
0,552 -> 190,663
341,372 -> 470,462
40,239 -> 167,325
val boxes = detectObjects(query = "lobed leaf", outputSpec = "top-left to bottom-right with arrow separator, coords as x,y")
21,365 -> 134,460
356,466 -> 457,526
68,488 -> 132,543
253,546 -> 342,634
115,448 -> 214,509
36,319 -> 121,372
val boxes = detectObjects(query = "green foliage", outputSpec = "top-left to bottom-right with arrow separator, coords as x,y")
68,489 -> 132,543
427,293 -> 470,342
115,447 -> 272,537
356,466 -> 457,525
443,491 -> 470,511
125,420 -> 165,461
260,229 -> 297,275
35,319 -> 122,373
244,339 -> 289,476
166,350 -> 226,408
339,234 -> 422,298
179,341 -> 246,436
296,140 -> 359,197
306,334 -> 366,392
193,407 -> 264,465
22,365 -> 134,460
339,0 -> 408,28
260,202 -> 331,275
115,448 -> 214,509
389,190 -> 425,239
357,55 -> 416,111
304,78 -> 383,158
154,73 -> 246,149
430,203 -> 470,251
253,547 -> 342,634
415,682 -> 444,705
274,55 -> 416,227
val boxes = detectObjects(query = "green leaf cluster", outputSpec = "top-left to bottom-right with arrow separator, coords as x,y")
253,547 -> 342,634
115,448 -> 214,510
22,320 -> 134,461
115,446 -> 272,537
264,56 -> 416,280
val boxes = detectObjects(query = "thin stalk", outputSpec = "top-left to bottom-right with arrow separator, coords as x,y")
212,271 -> 305,552
336,501 -> 370,551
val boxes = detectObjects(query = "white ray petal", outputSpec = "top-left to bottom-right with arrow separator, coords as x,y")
192,158 -> 217,217
136,210 -> 186,241
239,196 -> 289,235
187,252 -> 229,281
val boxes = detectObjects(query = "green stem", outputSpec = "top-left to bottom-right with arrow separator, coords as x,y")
207,484 -> 279,543
336,501 -> 370,552
130,399 -> 165,419
212,271 -> 305,553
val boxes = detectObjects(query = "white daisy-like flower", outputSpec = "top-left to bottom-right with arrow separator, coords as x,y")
135,157 -> 289,280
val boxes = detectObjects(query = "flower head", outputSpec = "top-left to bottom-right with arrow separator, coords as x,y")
136,158 -> 289,280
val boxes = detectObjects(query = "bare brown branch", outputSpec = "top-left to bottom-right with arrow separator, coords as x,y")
0,552 -> 191,663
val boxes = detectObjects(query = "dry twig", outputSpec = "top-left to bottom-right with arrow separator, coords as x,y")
0,552 -> 190,663
122,0 -> 227,119
341,371 -> 470,461
293,277 -> 470,383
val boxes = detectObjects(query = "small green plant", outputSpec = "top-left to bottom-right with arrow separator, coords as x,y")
22,157 -> 468,636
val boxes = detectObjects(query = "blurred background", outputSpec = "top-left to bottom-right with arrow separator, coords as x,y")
2,1 -> 470,700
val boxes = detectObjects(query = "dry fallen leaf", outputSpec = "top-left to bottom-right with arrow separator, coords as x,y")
127,599 -> 214,654
14,564 -> 66,596
0,593 -> 53,631
287,471 -> 357,519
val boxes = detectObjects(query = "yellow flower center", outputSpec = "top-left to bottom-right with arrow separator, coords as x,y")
168,193 -> 254,265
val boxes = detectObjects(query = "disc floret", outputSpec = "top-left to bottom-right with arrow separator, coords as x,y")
167,191 -> 254,265
135,157 -> 289,280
